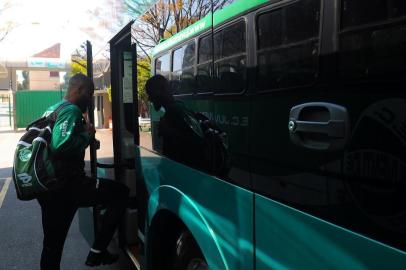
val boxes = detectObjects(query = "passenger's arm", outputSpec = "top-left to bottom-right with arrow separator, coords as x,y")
50,107 -> 93,155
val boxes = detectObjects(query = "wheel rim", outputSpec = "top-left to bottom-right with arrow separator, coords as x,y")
186,258 -> 208,270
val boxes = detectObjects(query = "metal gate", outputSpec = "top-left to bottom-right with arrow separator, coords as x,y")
15,90 -> 64,128
0,92 -> 12,130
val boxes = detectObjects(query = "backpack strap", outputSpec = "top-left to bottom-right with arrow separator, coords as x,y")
25,102 -> 71,131
47,101 -> 70,123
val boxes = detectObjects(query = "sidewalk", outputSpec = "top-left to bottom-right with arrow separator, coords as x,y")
0,101 -> 12,130
0,131 -> 23,169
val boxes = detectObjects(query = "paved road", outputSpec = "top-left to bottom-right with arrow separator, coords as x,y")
0,130 -> 136,270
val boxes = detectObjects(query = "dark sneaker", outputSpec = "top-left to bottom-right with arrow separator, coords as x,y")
85,250 -> 119,266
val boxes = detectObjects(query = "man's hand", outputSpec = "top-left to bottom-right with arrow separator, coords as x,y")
86,122 -> 96,136
83,113 -> 96,136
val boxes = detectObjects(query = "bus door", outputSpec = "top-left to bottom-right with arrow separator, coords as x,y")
107,21 -> 144,266
80,21 -> 144,268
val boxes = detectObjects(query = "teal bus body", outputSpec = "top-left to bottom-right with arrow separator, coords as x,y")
254,195 -> 406,269
138,147 -> 406,269
138,147 -> 254,270
139,150 -> 406,269
139,139 -> 406,269
136,0 -> 406,269
138,0 -> 406,270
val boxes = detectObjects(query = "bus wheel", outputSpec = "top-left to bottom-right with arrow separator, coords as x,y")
173,231 -> 208,270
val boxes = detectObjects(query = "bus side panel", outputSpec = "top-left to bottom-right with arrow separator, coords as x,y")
139,147 -> 254,270
255,194 -> 406,270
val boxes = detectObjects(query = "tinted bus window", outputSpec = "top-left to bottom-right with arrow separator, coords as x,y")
256,0 -> 321,91
258,9 -> 282,48
198,35 -> 212,64
197,34 -> 213,93
341,0 -> 406,29
392,0 -> 406,17
339,0 -> 406,81
173,42 -> 195,70
222,22 -> 246,57
213,32 -> 222,61
171,42 -> 196,95
213,21 -> 246,94
155,53 -> 170,79
341,0 -> 387,29
285,0 -> 320,43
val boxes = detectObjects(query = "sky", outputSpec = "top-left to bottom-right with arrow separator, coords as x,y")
0,0 -> 131,60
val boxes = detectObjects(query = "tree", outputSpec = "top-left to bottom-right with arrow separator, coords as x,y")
17,71 -> 30,90
0,0 -> 16,43
137,58 -> 151,117
79,0 -> 127,48
22,71 -> 29,90
125,0 -> 233,60
60,73 -> 71,91
71,59 -> 87,76
70,44 -> 88,76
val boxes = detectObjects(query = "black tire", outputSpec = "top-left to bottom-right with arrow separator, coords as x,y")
172,231 -> 208,270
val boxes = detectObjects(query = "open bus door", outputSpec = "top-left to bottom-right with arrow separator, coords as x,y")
108,21 -> 144,267
78,21 -> 144,269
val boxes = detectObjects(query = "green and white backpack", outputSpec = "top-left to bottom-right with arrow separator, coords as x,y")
12,102 -> 68,200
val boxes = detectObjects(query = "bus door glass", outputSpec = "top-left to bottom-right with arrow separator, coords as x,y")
108,23 -> 141,252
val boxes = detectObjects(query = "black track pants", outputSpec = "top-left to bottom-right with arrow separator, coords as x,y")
37,177 -> 129,270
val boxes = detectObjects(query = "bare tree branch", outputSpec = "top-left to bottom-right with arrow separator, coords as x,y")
71,59 -> 87,68
124,0 -> 234,59
0,1 -> 16,43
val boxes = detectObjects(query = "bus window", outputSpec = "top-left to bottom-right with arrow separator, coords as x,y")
197,34 -> 213,93
341,0 -> 387,29
171,41 -> 196,95
213,31 -> 222,61
392,0 -> 406,17
342,0 -> 406,28
339,0 -> 406,81
213,20 -> 247,94
155,53 -> 170,79
256,0 -> 320,91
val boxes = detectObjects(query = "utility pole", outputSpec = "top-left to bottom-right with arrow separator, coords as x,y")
10,68 -> 17,131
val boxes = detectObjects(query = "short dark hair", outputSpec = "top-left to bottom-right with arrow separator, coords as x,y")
67,73 -> 94,94
145,74 -> 169,95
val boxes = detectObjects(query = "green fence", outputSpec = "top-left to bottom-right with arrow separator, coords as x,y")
16,90 -> 65,128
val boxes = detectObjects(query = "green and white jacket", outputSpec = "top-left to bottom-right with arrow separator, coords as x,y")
43,100 -> 93,179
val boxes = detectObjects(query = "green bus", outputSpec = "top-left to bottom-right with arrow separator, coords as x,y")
81,0 -> 406,269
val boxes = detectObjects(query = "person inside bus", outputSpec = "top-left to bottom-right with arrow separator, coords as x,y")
146,74 -> 207,170
37,73 -> 129,270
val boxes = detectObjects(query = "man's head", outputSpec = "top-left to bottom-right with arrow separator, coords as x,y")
65,73 -> 94,113
145,75 -> 173,111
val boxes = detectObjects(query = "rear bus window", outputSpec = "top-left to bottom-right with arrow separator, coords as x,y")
155,53 -> 170,79
197,34 -> 213,93
171,41 -> 196,95
213,20 -> 247,94
256,0 -> 321,91
339,0 -> 406,81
